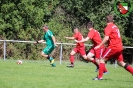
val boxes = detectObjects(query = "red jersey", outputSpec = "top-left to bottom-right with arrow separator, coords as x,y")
87,28 -> 102,47
104,23 -> 123,50
73,32 -> 84,47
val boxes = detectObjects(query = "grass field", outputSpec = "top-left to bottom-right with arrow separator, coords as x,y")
0,59 -> 133,88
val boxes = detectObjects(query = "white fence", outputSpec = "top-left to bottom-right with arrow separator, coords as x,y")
0,40 -> 92,64
0,40 -> 133,67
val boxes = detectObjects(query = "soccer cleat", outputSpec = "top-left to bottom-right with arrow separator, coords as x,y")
92,77 -> 103,80
104,71 -> 109,74
51,63 -> 56,67
50,59 -> 54,65
49,57 -> 54,65
67,64 -> 74,68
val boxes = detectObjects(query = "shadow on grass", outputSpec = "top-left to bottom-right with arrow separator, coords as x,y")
91,78 -> 113,81
40,64 -> 57,68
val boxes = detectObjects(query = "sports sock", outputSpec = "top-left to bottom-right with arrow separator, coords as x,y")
124,64 -> 133,74
98,63 -> 105,78
47,55 -> 50,60
91,59 -> 99,69
70,55 -> 74,65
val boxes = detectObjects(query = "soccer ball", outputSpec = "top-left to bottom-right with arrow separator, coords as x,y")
17,60 -> 23,64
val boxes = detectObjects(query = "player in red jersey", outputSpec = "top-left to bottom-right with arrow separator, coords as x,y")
93,15 -> 133,80
65,27 -> 87,67
75,22 -> 108,72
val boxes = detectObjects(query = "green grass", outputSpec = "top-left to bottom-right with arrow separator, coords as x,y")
0,59 -> 133,88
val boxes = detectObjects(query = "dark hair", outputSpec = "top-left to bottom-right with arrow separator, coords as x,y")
72,27 -> 78,32
87,22 -> 93,28
106,15 -> 113,23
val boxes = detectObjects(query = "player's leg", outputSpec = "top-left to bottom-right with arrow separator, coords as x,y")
95,47 -> 108,73
116,52 -> 133,75
87,52 -> 99,66
78,46 -> 90,61
93,48 -> 112,80
67,48 -> 77,67
48,46 -> 56,66
41,51 -> 54,64
41,51 -> 48,57
86,48 -> 99,70
78,46 -> 98,69
42,46 -> 56,67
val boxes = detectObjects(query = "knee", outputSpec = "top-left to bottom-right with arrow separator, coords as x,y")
118,61 -> 126,67
41,52 -> 47,57
70,52 -> 75,56
82,55 -> 87,60
99,58 -> 105,63
41,52 -> 44,56
96,59 -> 100,64
87,54 -> 93,60
70,53 -> 73,56
87,55 -> 91,59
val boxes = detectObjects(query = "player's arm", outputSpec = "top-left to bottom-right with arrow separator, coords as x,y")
65,37 -> 75,40
95,36 -> 109,49
99,36 -> 109,46
75,37 -> 89,43
34,40 -> 44,43
52,36 -> 57,46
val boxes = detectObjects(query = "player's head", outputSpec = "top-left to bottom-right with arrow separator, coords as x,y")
106,15 -> 114,23
73,27 -> 79,33
87,22 -> 93,29
42,25 -> 49,32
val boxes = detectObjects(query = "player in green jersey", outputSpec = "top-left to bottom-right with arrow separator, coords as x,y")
35,25 -> 57,67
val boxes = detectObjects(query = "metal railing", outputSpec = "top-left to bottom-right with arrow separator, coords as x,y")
0,40 -> 133,67
0,40 -> 92,65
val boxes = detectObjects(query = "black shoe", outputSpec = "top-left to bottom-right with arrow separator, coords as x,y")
92,77 -> 103,80
67,64 -> 74,68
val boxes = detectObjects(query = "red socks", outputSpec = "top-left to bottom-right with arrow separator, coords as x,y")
124,64 -> 133,74
98,63 -> 105,78
70,55 -> 74,65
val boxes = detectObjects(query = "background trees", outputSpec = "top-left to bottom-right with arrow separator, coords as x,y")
0,0 -> 133,63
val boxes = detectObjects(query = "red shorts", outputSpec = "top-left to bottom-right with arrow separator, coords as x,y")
89,47 -> 104,59
102,47 -> 123,62
73,46 -> 86,56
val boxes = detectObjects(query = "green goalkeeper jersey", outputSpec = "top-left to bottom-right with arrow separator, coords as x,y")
43,30 -> 54,46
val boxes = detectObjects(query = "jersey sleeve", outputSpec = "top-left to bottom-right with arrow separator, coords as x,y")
104,26 -> 111,36
87,30 -> 94,39
47,31 -> 54,37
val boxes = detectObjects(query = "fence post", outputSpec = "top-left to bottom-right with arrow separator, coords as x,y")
59,43 -> 63,65
115,60 -> 117,68
4,41 -> 6,61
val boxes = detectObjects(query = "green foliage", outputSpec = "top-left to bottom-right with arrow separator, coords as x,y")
0,0 -> 133,60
